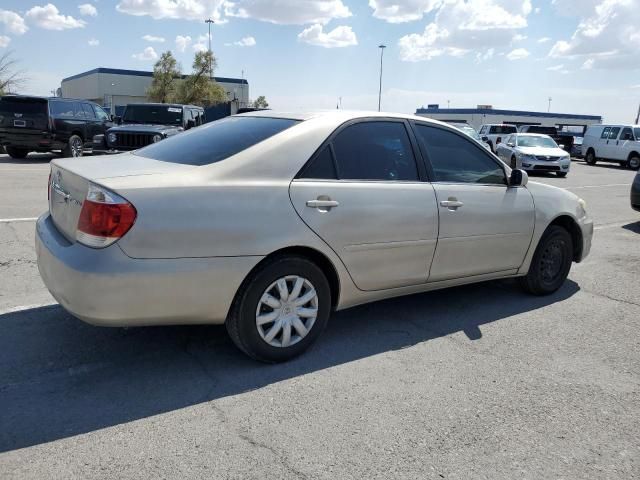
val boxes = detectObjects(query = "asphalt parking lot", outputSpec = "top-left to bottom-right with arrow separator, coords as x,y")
0,153 -> 638,479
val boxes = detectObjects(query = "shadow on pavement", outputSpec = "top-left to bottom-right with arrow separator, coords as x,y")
0,278 -> 579,452
622,221 -> 640,234
0,153 -> 57,165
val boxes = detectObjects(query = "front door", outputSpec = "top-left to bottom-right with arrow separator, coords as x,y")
412,123 -> 535,282
289,120 -> 439,291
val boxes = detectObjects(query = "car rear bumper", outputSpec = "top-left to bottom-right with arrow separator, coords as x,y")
0,130 -> 64,150
36,213 -> 262,326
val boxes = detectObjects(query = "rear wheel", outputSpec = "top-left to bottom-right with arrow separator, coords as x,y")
519,225 -> 573,296
6,147 -> 28,159
510,155 -> 517,169
226,255 -> 331,363
585,149 -> 597,165
628,155 -> 640,171
62,135 -> 84,158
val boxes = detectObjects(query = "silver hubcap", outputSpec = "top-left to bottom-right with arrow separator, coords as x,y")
630,157 -> 639,168
71,138 -> 83,157
255,275 -> 318,348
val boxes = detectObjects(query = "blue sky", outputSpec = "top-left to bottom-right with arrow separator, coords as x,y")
1,0 -> 638,122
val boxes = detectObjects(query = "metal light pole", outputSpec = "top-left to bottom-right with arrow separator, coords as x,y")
378,44 -> 386,112
548,96 -> 552,113
205,18 -> 215,78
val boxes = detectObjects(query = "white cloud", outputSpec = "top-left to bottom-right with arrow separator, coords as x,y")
297,24 -> 357,48
398,0 -> 532,61
117,0 -> 350,25
547,64 -> 564,71
0,35 -> 10,47
26,4 -> 86,30
368,0 -> 442,23
0,9 -> 28,34
78,4 -> 97,17
142,34 -> 165,42
175,35 -> 192,52
192,33 -> 210,52
549,0 -> 640,70
506,48 -> 529,60
87,38 -> 99,46
534,7 -> 540,13
225,36 -> 256,47
538,36 -> 551,43
132,46 -> 158,61
513,34 -> 527,42
475,48 -> 495,63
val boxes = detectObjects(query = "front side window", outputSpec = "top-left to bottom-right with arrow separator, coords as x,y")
620,127 -> 633,141
135,116 -> 299,166
93,105 -> 110,121
123,105 -> 183,125
634,128 -> 640,140
415,125 -> 506,185
82,103 -> 95,119
73,102 -> 86,118
331,122 -> 419,181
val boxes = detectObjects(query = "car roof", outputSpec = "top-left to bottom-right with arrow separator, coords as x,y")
0,94 -> 96,103
516,133 -> 552,137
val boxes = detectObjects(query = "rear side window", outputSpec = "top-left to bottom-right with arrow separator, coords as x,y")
135,116 -> 299,166
331,122 -> 419,181
50,100 -> 75,118
0,97 -> 47,115
299,146 -> 337,179
415,125 -> 506,185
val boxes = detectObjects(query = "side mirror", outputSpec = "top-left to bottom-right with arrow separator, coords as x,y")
186,119 -> 195,130
114,115 -> 122,124
507,142 -> 515,147
558,144 -> 565,150
481,136 -> 489,142
509,169 -> 528,187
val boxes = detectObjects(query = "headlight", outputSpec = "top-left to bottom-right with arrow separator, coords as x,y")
152,134 -> 163,143
577,197 -> 587,217
518,153 -> 536,162
107,132 -> 117,144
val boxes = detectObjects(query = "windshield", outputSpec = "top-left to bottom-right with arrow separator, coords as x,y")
459,125 -> 481,141
123,105 -> 183,125
490,125 -> 516,134
517,136 -> 558,148
524,126 -> 556,135
0,97 -> 48,115
135,116 -> 300,165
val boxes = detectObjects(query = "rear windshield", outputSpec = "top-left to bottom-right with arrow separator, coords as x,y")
134,116 -> 300,165
123,105 -> 184,125
0,97 -> 47,115
524,126 -> 557,135
489,125 -> 516,134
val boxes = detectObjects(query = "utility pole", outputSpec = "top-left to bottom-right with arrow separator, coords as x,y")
447,99 -> 450,109
635,102 -> 640,124
205,18 -> 215,78
548,96 -> 552,113
378,44 -> 386,112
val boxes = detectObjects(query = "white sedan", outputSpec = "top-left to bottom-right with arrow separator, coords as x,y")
496,133 -> 571,177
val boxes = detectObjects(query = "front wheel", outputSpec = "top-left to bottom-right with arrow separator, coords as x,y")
628,155 -> 640,171
585,150 -> 597,165
62,135 -> 84,158
6,147 -> 29,159
226,256 -> 331,363
519,225 -> 573,296
510,156 -> 517,169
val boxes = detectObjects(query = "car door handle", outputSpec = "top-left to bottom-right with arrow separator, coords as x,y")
440,199 -> 464,209
306,199 -> 339,209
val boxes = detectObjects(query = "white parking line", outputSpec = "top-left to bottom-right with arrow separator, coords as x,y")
0,302 -> 57,315
568,183 -> 631,190
0,217 -> 39,223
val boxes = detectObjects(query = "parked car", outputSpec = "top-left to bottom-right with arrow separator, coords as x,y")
93,103 -> 205,153
496,133 -> 571,177
37,111 -> 592,362
518,125 -> 574,153
582,124 -> 640,170
0,95 -> 113,159
447,122 -> 491,151
558,131 -> 583,158
632,170 -> 640,212
478,124 -> 518,153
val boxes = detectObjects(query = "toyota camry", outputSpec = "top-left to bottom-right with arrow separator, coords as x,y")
37,111 -> 593,362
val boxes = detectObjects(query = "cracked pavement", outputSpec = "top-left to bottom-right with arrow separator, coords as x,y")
0,154 -> 638,479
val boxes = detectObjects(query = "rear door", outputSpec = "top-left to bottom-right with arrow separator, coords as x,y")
289,119 -> 439,291
49,100 -> 80,144
413,123 -> 534,282
81,103 -> 102,144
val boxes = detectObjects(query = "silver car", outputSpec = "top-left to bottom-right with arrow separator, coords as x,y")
496,133 -> 571,177
37,111 -> 593,362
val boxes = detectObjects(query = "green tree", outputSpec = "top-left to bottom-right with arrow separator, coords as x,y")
147,51 -> 181,103
0,51 -> 26,95
252,95 -> 269,109
175,51 -> 226,106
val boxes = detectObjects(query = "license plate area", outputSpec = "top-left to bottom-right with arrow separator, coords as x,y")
13,120 -> 26,127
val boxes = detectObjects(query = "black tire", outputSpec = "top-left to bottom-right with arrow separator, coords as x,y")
519,225 -> 573,296
585,149 -> 597,165
557,172 -> 567,177
488,142 -> 494,153
62,134 -> 84,158
226,255 -> 332,363
510,156 -> 517,169
6,147 -> 28,159
627,155 -> 640,171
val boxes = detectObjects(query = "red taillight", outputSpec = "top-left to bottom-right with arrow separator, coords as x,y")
76,184 -> 137,248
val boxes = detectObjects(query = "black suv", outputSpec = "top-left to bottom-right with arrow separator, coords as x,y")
93,103 -> 205,153
0,95 -> 113,159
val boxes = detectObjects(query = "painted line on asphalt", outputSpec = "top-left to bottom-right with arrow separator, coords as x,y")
568,183 -> 631,190
0,302 -> 58,315
0,217 -> 38,223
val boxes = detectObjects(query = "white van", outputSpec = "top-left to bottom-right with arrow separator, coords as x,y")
581,124 -> 640,170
